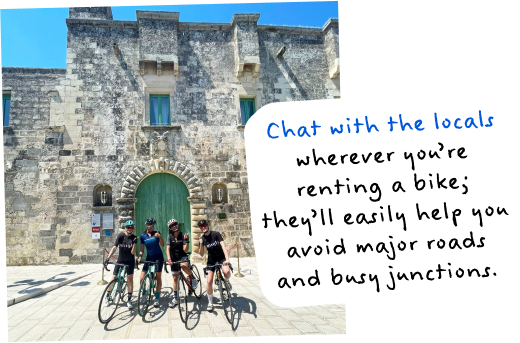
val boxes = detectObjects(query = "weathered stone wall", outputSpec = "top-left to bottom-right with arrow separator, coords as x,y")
3,68 -> 66,265
2,8 -> 340,265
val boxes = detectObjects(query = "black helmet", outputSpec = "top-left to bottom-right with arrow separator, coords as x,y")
197,220 -> 208,227
145,218 -> 156,226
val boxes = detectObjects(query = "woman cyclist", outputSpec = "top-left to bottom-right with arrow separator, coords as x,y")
104,220 -> 138,309
166,218 -> 198,308
137,218 -> 165,308
197,219 -> 231,312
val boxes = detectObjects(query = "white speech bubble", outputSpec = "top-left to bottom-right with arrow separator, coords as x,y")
245,93 -> 517,307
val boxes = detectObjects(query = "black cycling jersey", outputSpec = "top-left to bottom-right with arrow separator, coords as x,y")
201,231 -> 225,261
114,233 -> 137,261
167,232 -> 188,261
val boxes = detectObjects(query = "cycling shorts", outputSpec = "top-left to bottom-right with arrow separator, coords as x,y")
114,259 -> 135,276
142,254 -> 164,273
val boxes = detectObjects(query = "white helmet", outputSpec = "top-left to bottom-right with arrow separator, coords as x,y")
168,218 -> 179,229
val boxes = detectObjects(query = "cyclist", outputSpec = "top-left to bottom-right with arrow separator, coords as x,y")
137,218 -> 165,308
166,218 -> 198,308
104,219 -> 138,309
197,219 -> 231,312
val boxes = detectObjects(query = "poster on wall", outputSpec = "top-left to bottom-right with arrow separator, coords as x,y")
91,213 -> 100,227
102,213 -> 113,230
92,226 -> 100,240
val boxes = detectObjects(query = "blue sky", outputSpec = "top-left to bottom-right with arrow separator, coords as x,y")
0,2 -> 338,69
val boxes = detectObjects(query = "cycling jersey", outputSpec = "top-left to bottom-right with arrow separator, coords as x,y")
201,231 -> 225,261
167,232 -> 188,261
114,233 -> 137,261
140,231 -> 163,256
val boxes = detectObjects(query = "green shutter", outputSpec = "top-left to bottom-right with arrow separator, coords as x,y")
240,98 -> 255,124
150,94 -> 170,125
135,173 -> 191,259
3,94 -> 11,127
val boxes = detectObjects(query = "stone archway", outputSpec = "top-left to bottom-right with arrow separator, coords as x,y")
116,156 -> 208,259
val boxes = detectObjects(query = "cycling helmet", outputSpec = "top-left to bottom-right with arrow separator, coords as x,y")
167,218 -> 179,228
145,218 -> 156,226
197,220 -> 208,227
124,220 -> 135,227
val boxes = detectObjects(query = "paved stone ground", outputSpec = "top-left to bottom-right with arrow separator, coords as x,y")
7,258 -> 345,341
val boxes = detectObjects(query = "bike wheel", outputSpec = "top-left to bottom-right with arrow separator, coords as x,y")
178,275 -> 188,323
219,276 -> 234,324
98,279 -> 119,324
190,265 -> 202,299
137,276 -> 151,317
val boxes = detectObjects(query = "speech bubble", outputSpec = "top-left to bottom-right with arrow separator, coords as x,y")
246,100 -> 519,338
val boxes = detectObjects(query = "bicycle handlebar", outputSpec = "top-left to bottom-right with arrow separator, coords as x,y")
103,261 -> 133,273
135,259 -> 169,274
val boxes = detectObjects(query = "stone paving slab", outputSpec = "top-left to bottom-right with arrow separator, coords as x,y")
7,257 -> 346,341
6,264 -> 102,306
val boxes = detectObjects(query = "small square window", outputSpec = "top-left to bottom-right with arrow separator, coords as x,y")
240,98 -> 255,125
150,94 -> 170,125
3,93 -> 11,127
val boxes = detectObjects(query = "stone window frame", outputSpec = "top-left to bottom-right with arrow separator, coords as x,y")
3,91 -> 11,127
234,75 -> 262,129
235,94 -> 260,129
211,182 -> 228,204
144,87 -> 174,126
93,184 -> 113,207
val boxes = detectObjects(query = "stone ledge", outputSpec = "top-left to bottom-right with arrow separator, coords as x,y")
141,125 -> 182,132
258,25 -> 323,35
322,18 -> 339,32
44,125 -> 66,132
179,22 -> 231,30
66,18 -> 137,28
91,205 -> 113,211
2,67 -> 67,75
116,198 -> 137,203
136,10 -> 179,20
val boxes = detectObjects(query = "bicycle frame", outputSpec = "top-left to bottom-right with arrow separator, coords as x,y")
106,262 -> 128,297
203,262 -> 234,324
98,261 -> 129,324
176,262 -> 196,292
137,260 -> 165,316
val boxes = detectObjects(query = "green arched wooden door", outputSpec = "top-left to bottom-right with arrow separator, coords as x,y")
135,173 -> 191,258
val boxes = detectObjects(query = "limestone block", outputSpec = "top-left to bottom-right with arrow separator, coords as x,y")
190,202 -> 206,209
192,215 -> 207,222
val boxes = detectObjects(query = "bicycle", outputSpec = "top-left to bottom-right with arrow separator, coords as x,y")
98,261 -> 129,324
167,253 -> 202,323
203,262 -> 234,324
137,260 -> 168,317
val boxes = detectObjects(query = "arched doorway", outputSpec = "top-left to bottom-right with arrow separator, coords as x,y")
135,173 -> 191,258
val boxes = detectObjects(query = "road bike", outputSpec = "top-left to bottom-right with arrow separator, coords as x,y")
98,261 -> 129,323
168,253 -> 202,323
204,262 -> 234,324
137,260 -> 167,316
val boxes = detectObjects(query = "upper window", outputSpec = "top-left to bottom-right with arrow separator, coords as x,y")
3,93 -> 11,127
93,184 -> 112,207
150,94 -> 170,125
240,98 -> 255,125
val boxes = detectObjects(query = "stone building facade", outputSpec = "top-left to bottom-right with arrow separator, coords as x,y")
2,7 -> 340,265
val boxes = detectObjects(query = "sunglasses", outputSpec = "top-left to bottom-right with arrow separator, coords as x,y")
169,223 -> 179,228
125,226 -> 134,229
147,224 -> 155,227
